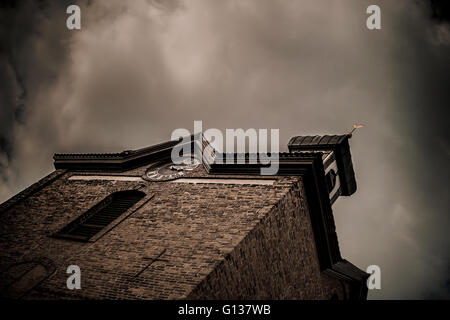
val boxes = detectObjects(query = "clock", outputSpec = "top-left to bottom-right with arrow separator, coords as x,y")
143,158 -> 200,182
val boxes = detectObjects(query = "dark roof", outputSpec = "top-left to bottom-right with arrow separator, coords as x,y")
288,134 -> 357,196
53,139 -> 181,170
54,139 -> 180,160
288,135 -> 348,146
324,259 -> 369,300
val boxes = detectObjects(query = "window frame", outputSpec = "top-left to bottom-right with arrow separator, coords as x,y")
52,190 -> 147,242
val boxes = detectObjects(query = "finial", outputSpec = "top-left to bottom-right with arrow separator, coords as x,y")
347,124 -> 364,138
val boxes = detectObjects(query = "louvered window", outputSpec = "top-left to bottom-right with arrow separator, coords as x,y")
54,190 -> 145,242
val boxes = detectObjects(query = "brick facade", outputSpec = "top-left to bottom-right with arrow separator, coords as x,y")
0,137 -> 366,300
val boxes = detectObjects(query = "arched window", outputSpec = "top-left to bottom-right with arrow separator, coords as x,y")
0,258 -> 55,298
54,190 -> 145,242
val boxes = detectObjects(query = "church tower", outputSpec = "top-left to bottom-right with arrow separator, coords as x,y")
0,133 -> 368,299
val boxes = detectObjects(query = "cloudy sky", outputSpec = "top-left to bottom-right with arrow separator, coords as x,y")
1,0 -> 449,299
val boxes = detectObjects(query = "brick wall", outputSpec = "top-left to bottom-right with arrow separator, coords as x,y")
0,164 -> 347,299
187,179 -> 348,299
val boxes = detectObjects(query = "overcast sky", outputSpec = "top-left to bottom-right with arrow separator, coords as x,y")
1,0 -> 449,299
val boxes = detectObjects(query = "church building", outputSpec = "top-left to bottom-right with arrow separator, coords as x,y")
0,133 -> 368,299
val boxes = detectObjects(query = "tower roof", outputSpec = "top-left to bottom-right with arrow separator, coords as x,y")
288,135 -> 357,196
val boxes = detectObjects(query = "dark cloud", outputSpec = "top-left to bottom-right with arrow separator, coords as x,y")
0,0 -> 449,299
430,0 -> 450,22
0,0 -> 82,191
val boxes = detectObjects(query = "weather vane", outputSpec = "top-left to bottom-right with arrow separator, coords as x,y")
347,124 -> 364,138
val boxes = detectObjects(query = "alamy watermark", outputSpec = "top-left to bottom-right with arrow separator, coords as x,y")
171,121 -> 280,175
64,263 -> 381,291
366,265 -> 381,290
366,5 -> 381,30
66,4 -> 381,31
66,265 -> 81,290
66,5 -> 81,30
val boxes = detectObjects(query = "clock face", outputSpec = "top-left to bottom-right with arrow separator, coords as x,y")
143,158 -> 200,182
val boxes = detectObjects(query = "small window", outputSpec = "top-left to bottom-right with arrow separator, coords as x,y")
54,190 -> 145,242
325,169 -> 337,193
